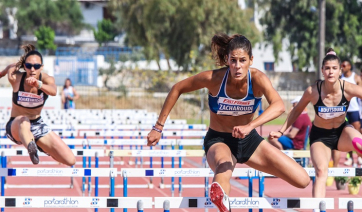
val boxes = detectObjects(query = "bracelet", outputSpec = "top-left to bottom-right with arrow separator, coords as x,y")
37,80 -> 43,89
278,130 -> 284,135
156,121 -> 164,127
152,126 -> 162,133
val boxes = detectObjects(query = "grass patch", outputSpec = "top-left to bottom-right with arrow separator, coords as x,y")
263,117 -> 286,126
187,119 -> 210,126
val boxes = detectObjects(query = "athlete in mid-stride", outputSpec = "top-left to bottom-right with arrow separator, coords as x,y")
147,33 -> 310,212
0,44 -> 75,166
270,48 -> 362,198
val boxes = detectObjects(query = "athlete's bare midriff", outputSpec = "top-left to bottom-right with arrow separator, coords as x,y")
10,102 -> 42,120
209,111 -> 254,133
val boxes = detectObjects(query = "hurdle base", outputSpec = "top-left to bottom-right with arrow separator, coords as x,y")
148,183 -> 154,189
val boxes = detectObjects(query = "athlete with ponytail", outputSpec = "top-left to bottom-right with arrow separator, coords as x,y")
0,44 -> 75,166
270,48 -> 362,198
147,33 -> 310,212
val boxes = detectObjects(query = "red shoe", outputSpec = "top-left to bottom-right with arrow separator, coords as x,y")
210,182 -> 230,212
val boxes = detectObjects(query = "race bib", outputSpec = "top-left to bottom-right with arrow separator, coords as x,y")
217,97 -> 255,116
318,106 -> 346,119
17,91 -> 44,107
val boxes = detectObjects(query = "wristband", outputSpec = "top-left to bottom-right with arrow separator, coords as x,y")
37,80 -> 43,89
152,126 -> 162,133
278,130 -> 284,135
156,121 -> 164,127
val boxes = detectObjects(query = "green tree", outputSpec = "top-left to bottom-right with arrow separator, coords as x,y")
93,19 -> 118,46
5,0 -> 86,36
34,26 -> 56,53
259,0 -> 362,71
110,0 -> 259,71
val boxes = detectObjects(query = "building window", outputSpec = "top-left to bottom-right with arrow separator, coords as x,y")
264,62 -> 274,71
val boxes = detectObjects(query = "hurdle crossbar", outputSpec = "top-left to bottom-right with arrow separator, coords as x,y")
121,167 -> 362,177
154,197 -> 334,209
0,197 -> 152,208
107,150 -> 205,157
0,149 -> 104,157
120,168 -> 255,177
88,139 -> 176,146
0,168 -> 117,177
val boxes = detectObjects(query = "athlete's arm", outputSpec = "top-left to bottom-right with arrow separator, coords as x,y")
285,127 -> 299,139
247,70 -> 285,129
345,81 -> 362,100
61,89 -> 66,104
0,63 -> 18,84
354,74 -> 362,89
38,73 -> 57,96
271,87 -> 312,139
72,87 -> 80,100
147,70 -> 213,146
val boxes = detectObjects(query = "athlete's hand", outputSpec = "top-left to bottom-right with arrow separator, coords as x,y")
147,128 -> 162,146
232,124 -> 253,139
25,77 -> 40,88
268,131 -> 283,140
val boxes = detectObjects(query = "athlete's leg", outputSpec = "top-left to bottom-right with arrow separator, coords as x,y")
10,116 -> 34,147
332,150 -> 340,167
206,142 -> 237,195
345,120 -> 361,164
37,132 -> 76,166
10,116 -> 39,164
310,142 -> 331,197
245,140 -> 310,188
338,126 -> 362,158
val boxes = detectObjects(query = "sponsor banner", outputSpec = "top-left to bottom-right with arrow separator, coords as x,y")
305,168 -> 355,177
4,168 -> 117,177
0,197 -> 152,208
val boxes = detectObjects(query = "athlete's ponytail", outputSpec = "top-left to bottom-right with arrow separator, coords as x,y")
322,48 -> 341,68
211,33 -> 252,66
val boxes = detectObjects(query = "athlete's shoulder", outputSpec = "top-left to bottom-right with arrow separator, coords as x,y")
249,68 -> 269,83
198,67 -> 227,80
305,80 -> 320,96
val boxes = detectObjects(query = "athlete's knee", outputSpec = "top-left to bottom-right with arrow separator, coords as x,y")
314,167 -> 328,179
64,155 -> 76,166
296,172 -> 310,188
352,137 -> 362,154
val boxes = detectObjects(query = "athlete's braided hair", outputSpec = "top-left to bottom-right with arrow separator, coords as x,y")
16,44 -> 43,70
211,33 -> 252,67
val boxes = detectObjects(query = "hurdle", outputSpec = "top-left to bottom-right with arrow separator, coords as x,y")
0,148 -> 108,197
0,196 -> 152,209
0,168 -> 117,212
110,149 -> 310,192
155,197 -> 334,210
121,167 -> 362,212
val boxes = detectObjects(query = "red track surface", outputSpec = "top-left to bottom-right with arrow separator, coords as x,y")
2,125 -> 362,212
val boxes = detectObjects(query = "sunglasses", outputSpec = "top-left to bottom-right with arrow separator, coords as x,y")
24,63 -> 42,70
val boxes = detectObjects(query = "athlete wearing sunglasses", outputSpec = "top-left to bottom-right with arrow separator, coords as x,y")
0,44 -> 76,166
